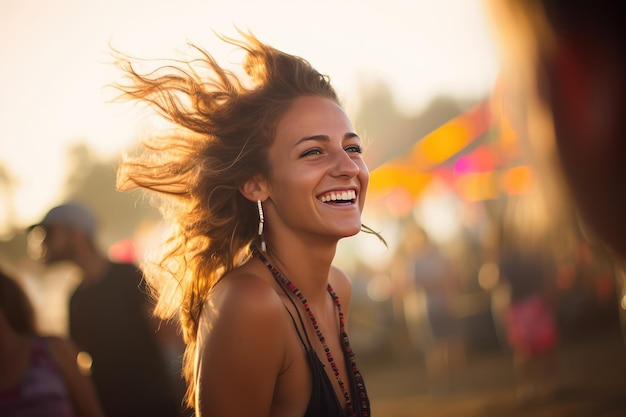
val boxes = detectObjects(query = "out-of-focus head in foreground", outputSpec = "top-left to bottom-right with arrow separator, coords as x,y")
483,0 -> 626,258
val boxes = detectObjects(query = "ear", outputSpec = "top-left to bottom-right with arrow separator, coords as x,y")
239,175 -> 269,202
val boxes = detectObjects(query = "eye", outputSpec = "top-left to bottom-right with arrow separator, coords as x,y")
345,144 -> 363,154
300,148 -> 322,157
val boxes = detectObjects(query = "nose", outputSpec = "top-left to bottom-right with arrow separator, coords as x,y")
331,150 -> 360,178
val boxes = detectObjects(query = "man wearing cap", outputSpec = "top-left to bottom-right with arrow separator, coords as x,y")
33,201 -> 184,417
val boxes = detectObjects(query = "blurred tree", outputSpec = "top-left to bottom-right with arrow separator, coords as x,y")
0,161 -> 26,264
63,142 -> 161,249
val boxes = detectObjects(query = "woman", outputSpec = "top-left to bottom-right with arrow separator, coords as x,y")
115,30 -> 383,417
0,269 -> 104,417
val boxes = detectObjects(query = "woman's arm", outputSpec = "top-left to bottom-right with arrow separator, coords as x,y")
46,336 -> 105,417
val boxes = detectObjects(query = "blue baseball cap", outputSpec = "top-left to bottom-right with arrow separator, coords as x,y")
32,202 -> 97,236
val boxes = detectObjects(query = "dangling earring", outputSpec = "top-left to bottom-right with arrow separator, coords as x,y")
257,199 -> 266,252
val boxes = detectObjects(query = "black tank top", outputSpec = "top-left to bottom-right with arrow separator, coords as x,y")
282,303 -> 350,417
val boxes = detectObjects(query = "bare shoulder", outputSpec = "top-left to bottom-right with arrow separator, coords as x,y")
44,336 -> 79,364
43,337 -> 84,383
44,337 -> 105,416
198,263 -> 290,352
204,265 -> 285,323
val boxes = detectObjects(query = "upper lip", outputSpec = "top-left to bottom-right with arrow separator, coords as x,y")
317,188 -> 357,203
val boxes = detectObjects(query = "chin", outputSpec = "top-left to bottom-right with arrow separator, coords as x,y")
340,223 -> 362,238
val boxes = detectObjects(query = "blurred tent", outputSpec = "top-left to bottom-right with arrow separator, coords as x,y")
369,82 -> 533,213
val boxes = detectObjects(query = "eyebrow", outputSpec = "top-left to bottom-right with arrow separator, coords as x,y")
295,132 -> 360,146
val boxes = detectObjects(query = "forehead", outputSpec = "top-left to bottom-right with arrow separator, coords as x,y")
274,96 -> 354,142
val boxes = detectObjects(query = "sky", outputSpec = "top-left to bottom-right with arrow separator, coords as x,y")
0,0 -> 500,233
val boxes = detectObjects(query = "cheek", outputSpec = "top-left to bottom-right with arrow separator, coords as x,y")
359,160 -> 370,185
358,165 -> 370,205
269,168 -> 315,203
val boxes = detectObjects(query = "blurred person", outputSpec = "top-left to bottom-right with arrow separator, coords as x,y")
482,1 -> 626,260
498,250 -> 559,403
31,202 -> 185,417
114,30 -> 384,417
0,268 -> 104,417
396,220 -> 465,395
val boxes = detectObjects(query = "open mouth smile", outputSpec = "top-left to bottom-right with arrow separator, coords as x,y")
318,190 -> 357,204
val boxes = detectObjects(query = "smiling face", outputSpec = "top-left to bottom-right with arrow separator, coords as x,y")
263,95 -> 368,244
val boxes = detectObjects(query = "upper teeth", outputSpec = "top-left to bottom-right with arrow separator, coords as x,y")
320,190 -> 356,203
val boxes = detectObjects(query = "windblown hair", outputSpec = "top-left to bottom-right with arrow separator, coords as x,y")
114,30 -> 341,407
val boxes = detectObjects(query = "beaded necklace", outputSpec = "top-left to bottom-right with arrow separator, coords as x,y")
251,244 -> 369,417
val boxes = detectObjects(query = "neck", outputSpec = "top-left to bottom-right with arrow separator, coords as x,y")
257,238 -> 337,303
